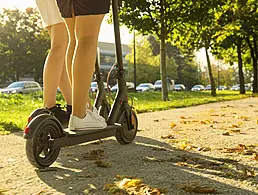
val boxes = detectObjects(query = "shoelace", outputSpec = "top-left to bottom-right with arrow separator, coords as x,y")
86,109 -> 104,122
86,102 -> 105,122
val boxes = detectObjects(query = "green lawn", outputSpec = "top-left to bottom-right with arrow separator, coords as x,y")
0,91 -> 255,134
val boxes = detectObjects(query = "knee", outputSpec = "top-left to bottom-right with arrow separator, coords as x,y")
76,32 -> 99,46
50,39 -> 68,55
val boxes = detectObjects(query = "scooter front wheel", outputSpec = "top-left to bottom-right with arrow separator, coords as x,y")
115,110 -> 138,144
26,115 -> 63,168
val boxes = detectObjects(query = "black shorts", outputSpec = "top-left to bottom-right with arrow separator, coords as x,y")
56,0 -> 110,18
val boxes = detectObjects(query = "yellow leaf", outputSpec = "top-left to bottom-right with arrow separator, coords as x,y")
169,122 -> 177,128
253,153 -> 258,161
118,178 -> 142,188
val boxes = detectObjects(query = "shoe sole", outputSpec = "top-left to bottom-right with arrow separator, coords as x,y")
69,125 -> 107,131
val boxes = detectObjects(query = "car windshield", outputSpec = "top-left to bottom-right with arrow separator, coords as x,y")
174,85 -> 181,88
155,81 -> 161,85
7,82 -> 24,88
139,84 -> 150,87
193,85 -> 201,88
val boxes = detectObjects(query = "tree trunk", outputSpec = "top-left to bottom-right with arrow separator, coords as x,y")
253,35 -> 258,91
246,37 -> 258,93
160,0 -> 168,101
204,39 -> 216,96
237,38 -> 245,94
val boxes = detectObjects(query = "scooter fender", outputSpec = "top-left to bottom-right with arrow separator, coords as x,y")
23,114 -> 64,139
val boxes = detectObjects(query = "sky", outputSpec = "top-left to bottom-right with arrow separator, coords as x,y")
0,0 -> 208,65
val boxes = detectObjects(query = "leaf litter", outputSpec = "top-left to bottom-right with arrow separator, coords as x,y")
104,175 -> 167,195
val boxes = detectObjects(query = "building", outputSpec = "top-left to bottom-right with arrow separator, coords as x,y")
98,41 -> 131,70
97,42 -> 131,85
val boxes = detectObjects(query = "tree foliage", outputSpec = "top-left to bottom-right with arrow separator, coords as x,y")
0,8 -> 49,84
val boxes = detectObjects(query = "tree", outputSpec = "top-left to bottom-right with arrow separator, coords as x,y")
170,0 -> 227,96
147,35 -> 201,89
0,8 -> 49,83
212,0 -> 258,94
126,37 -> 177,84
119,0 -> 192,100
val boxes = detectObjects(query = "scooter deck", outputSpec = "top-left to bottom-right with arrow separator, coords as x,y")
51,124 -> 121,149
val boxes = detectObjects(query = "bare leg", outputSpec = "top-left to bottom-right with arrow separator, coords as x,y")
43,23 -> 71,108
64,18 -> 76,86
71,15 -> 104,118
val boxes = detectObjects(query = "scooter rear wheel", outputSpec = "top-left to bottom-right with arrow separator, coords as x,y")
26,115 -> 63,168
116,110 -> 138,144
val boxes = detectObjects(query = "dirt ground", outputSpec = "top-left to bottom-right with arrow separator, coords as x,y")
1,97 -> 258,195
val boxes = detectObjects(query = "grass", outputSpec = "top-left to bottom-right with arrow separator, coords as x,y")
0,90 -> 255,134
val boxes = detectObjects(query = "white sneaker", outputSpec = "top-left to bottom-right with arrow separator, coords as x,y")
86,103 -> 106,122
92,107 -> 106,122
69,109 -> 107,131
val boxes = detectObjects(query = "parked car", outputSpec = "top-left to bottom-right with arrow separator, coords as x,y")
90,81 -> 108,92
217,85 -> 227,90
173,84 -> 186,91
205,85 -> 211,90
154,79 -> 175,91
245,83 -> 252,91
110,82 -> 135,92
136,83 -> 155,92
230,84 -> 240,91
0,81 -> 42,94
191,85 -> 205,91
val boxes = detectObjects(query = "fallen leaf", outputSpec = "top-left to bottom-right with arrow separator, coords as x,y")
94,160 -> 111,168
230,124 -> 240,128
118,178 -> 142,188
253,153 -> 258,161
229,129 -> 241,133
142,156 -> 166,162
193,187 -> 216,193
160,134 -> 175,139
222,132 -> 230,136
177,183 -> 216,194
169,122 -> 177,128
197,147 -> 211,152
221,105 -> 234,108
83,149 -> 104,160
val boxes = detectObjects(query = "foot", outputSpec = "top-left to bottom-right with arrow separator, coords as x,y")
48,104 -> 70,125
69,109 -> 107,130
66,104 -> 105,122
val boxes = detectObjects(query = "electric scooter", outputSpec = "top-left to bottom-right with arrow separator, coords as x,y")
24,0 -> 138,169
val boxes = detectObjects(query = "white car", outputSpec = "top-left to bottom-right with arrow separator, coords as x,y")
90,81 -> 108,92
154,79 -> 175,91
230,85 -> 240,91
136,83 -> 155,92
191,85 -> 205,91
111,82 -> 135,92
